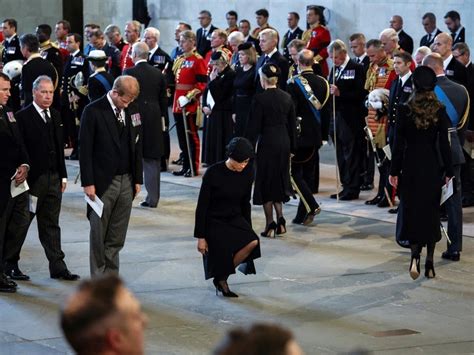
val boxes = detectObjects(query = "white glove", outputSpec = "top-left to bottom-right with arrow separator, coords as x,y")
369,101 -> 383,109
178,95 -> 190,108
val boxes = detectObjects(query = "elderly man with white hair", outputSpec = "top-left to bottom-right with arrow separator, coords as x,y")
228,31 -> 245,68
379,28 -> 400,58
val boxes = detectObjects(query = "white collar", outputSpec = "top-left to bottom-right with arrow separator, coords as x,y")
337,55 -> 350,72
244,35 -> 250,41
134,59 -> 148,65
149,45 -> 159,57
467,61 -> 472,68
107,92 -> 121,116
5,33 -> 17,42
443,54 -> 453,70
396,29 -> 403,35
453,26 -> 463,38
72,49 -> 80,57
265,47 -> 278,58
356,53 -> 367,62
288,27 -> 298,34
33,101 -> 49,123
399,71 -> 412,86
429,28 -> 439,37
202,25 -> 212,33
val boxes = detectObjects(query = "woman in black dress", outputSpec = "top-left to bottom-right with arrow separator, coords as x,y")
232,43 -> 256,136
389,66 -> 453,280
202,51 -> 236,165
195,137 -> 260,297
247,63 -> 297,237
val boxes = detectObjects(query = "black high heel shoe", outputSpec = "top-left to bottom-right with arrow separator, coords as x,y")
276,217 -> 286,235
424,260 -> 436,278
261,221 -> 277,238
409,255 -> 421,280
213,278 -> 238,297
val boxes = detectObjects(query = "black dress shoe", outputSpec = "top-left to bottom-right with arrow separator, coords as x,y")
377,196 -> 391,208
172,157 -> 183,165
462,198 -> 474,208
365,195 -> 382,205
0,274 -> 16,293
5,266 -> 30,281
292,216 -> 304,224
388,207 -> 398,214
360,183 -> 374,191
172,168 -> 190,176
51,269 -> 80,281
303,207 -> 321,225
339,192 -> 359,201
184,170 -> 194,178
139,201 -> 157,208
441,251 -> 460,261
330,192 -> 344,199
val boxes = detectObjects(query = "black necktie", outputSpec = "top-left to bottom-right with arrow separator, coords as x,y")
264,55 -> 270,64
427,34 -> 431,43
43,109 -> 52,123
356,58 -> 360,64
451,32 -> 457,41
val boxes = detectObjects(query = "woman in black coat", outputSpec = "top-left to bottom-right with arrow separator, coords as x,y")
232,43 -> 256,137
202,51 -> 236,165
389,66 -> 453,280
195,137 -> 260,297
247,63 -> 297,238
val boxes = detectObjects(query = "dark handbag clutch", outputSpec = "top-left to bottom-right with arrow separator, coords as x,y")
202,253 -> 214,280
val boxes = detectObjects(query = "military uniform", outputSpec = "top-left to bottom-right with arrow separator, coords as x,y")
172,50 -> 207,176
120,42 -> 134,72
40,40 -> 63,110
61,50 -> 89,155
303,24 -> 331,77
1,34 -> 24,111
101,42 -> 121,78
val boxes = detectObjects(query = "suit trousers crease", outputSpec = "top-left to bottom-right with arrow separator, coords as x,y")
143,158 -> 161,206
29,172 -> 67,274
89,174 -> 132,276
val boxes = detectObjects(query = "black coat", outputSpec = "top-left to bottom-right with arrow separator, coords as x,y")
282,27 -> 303,60
287,70 -> 329,148
101,42 -> 121,78
148,47 -> 175,102
79,95 -> 143,198
452,27 -> 465,45
0,106 -> 29,215
124,61 -> 168,159
328,59 -> 366,134
196,25 -> 217,57
445,56 -> 468,87
15,104 -> 67,186
255,50 -> 289,92
388,74 -> 413,144
466,62 -> 474,130
40,44 -> 63,82
61,51 -> 90,112
21,56 -> 59,108
87,71 -> 114,102
397,30 -> 414,54
419,29 -> 441,48
1,35 -> 24,64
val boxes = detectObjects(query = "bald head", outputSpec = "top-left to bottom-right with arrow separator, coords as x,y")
432,32 -> 452,59
131,41 -> 150,62
390,15 -> 403,31
422,53 -> 444,75
298,49 -> 314,67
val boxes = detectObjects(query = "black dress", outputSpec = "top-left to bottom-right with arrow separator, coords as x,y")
194,161 -> 261,280
203,66 -> 236,165
247,88 -> 297,205
390,105 -> 453,246
233,65 -> 256,136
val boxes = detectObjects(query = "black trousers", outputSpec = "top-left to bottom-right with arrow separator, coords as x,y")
174,112 -> 200,174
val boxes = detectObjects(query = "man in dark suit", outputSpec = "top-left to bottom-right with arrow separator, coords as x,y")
0,73 -> 29,292
424,54 -> 469,262
432,32 -> 468,87
390,15 -> 413,54
239,19 -> 261,55
62,33 -> 90,159
15,75 -> 79,280
80,76 -> 143,276
88,29 -> 121,78
444,10 -> 465,45
387,51 -> 413,213
255,28 -> 289,92
282,12 -> 303,62
196,10 -> 217,57
287,49 -> 329,224
328,39 -> 366,201
19,34 -> 59,108
420,12 -> 442,48
125,42 -> 167,208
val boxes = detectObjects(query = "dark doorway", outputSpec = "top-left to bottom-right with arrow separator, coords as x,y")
63,0 -> 84,36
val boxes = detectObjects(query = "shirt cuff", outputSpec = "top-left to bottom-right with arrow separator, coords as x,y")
62,178 -> 67,183
20,164 -> 30,171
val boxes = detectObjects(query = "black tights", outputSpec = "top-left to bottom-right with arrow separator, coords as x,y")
263,201 -> 283,226
410,242 -> 436,262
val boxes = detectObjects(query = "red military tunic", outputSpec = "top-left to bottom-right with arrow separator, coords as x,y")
120,43 -> 134,72
303,24 -> 331,77
172,51 -> 207,114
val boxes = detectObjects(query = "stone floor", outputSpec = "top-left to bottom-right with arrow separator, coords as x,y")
0,141 -> 473,354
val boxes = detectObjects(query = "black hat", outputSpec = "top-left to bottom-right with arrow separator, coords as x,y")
237,42 -> 252,51
412,66 -> 437,91
260,63 -> 280,78
226,137 -> 255,162
210,50 -> 228,64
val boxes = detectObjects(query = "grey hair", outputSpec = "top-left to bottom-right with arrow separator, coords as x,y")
259,28 -> 278,41
414,46 -> 432,57
379,28 -> 399,43
104,24 -> 121,35
228,31 -> 244,44
328,39 -> 347,54
33,75 -> 53,91
144,26 -> 160,43
132,42 -> 150,60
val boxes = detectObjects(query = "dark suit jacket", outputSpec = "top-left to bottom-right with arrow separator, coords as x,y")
435,75 -> 469,165
282,27 -> 304,60
15,104 -> 67,186
328,59 -> 366,134
446,56 -> 468,87
79,95 -> 143,198
196,25 -> 217,57
21,56 -> 59,108
452,27 -> 465,45
124,61 -> 168,159
255,50 -> 289,92
0,106 -> 29,215
419,29 -> 442,47
466,62 -> 474,130
397,30 -> 414,54
388,74 -> 413,143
